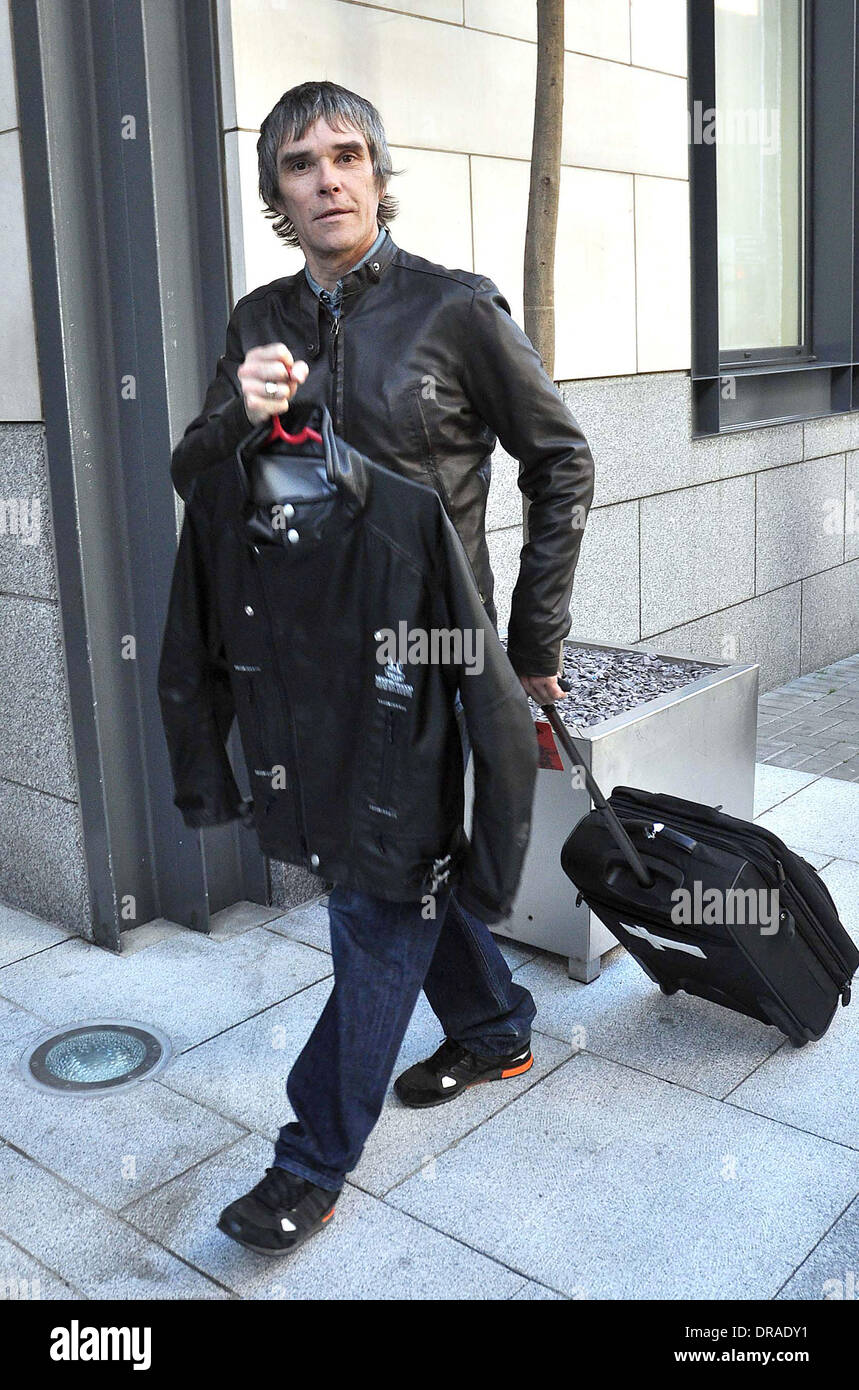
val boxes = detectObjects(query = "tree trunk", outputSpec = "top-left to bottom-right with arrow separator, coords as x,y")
522,0 -> 564,543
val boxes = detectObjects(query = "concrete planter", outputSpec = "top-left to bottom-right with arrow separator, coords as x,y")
465,638 -> 759,982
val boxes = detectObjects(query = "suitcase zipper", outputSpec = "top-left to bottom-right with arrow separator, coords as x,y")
689,831 -> 848,984
642,810 -> 851,986
611,795 -> 853,989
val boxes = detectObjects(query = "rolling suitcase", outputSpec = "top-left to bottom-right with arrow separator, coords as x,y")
543,702 -> 859,1046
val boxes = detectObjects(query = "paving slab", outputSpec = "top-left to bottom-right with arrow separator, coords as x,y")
511,1279 -> 568,1300
753,764 -> 819,818
511,947 -> 783,1098
756,741 -> 799,759
264,897 -> 331,953
491,935 -> 541,970
0,1232 -> 83,1299
789,694 -> 854,714
123,1132 -> 524,1300
346,995 -> 571,1197
159,979 -> 571,1197
776,1196 -> 859,1300
154,978 -> 334,1142
818,859 -> 859,942
825,718 -> 859,738
207,899 -> 287,941
820,760 -> 859,783
758,740 -> 835,759
0,1004 -> 248,1208
385,1052 -> 859,1300
0,1144 -> 231,1299
118,919 -> 187,956
0,924 -> 332,1052
759,692 -> 817,707
775,721 -> 851,741
765,748 -> 850,773
755,774 -> 859,862
0,995 -> 51,1040
0,901 -> 73,968
727,992 -> 859,1150
783,846 -> 833,869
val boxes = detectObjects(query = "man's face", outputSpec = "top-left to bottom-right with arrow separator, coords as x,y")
274,117 -> 382,260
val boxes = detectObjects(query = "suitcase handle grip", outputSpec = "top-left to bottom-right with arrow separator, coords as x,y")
541,702 -> 656,890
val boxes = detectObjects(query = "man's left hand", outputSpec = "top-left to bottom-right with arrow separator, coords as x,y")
519,673 -> 566,704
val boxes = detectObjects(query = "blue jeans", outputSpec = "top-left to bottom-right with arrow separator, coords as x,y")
273,694 -> 537,1191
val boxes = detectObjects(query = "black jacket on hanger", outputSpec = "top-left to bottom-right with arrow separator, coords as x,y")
157,401 -> 539,923
168,229 -> 595,680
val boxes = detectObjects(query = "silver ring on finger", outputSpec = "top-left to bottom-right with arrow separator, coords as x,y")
264,379 -> 279,397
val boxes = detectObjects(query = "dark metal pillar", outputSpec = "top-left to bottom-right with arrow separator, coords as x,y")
11,0 -> 267,949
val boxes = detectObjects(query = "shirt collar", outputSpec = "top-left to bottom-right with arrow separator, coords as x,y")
304,224 -> 388,307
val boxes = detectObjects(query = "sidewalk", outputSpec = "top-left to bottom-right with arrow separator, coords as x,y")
1,654 -> 858,1301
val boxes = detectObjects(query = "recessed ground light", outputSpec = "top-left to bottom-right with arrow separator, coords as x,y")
21,1020 -> 171,1096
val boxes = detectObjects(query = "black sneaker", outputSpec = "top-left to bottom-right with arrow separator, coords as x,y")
217,1166 -> 339,1256
393,1036 -> 533,1109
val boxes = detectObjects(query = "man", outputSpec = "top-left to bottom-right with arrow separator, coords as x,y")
170,80 -> 595,1255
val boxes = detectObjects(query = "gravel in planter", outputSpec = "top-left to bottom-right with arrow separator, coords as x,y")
503,640 -> 716,730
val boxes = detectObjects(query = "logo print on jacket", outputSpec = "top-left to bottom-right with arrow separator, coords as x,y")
375,660 -> 414,697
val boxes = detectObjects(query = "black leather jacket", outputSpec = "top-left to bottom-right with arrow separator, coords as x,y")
158,402 -> 539,923
170,229 -> 595,678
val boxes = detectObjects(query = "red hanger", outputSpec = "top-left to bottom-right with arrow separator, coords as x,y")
265,414 -> 323,446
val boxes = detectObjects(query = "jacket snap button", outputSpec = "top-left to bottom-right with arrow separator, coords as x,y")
284,503 -> 295,519
309,853 -> 320,869
287,529 -> 299,544
371,262 -> 380,271
244,604 -> 254,616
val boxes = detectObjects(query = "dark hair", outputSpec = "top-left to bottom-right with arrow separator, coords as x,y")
257,80 -> 403,248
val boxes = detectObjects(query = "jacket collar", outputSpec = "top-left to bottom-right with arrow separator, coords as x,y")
299,230 -> 399,359
303,223 -> 389,307
233,401 -> 371,549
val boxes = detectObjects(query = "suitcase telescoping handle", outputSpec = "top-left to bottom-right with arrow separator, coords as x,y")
540,698 -> 656,890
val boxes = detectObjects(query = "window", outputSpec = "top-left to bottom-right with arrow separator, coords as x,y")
689,0 -> 859,434
716,0 -> 805,359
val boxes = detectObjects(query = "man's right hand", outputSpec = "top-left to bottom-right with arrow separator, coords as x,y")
237,343 -> 310,425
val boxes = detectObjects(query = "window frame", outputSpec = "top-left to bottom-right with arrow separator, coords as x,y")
689,0 -> 859,436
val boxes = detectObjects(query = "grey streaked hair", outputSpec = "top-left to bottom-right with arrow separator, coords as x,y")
257,80 -> 402,248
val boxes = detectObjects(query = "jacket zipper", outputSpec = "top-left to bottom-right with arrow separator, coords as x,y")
328,312 -> 343,432
410,387 -> 487,601
377,708 -> 396,806
249,571 -> 310,856
411,388 -> 454,520
246,678 -> 272,779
